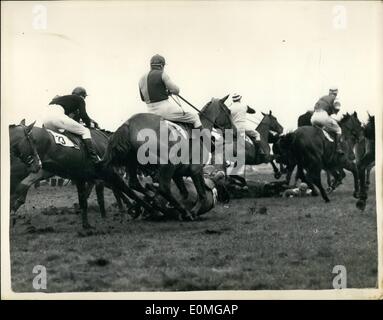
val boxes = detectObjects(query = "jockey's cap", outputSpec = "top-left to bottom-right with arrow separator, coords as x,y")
150,54 -> 166,67
329,86 -> 338,93
72,87 -> 88,98
232,93 -> 242,102
299,182 -> 308,192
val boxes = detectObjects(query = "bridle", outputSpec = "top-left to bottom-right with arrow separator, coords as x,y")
11,125 -> 42,168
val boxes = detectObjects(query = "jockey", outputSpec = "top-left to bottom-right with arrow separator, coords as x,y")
42,87 -> 101,166
229,93 -> 268,160
139,54 -> 202,129
311,87 -> 343,154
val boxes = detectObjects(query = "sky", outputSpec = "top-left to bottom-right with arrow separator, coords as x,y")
1,1 -> 382,132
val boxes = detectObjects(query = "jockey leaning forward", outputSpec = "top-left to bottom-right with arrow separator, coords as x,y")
310,86 -> 344,154
229,93 -> 269,161
42,86 -> 101,166
138,54 -> 213,150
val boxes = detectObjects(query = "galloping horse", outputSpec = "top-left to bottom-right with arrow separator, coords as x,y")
221,111 -> 284,188
10,126 -> 155,229
356,114 -> 375,210
278,113 -> 362,202
101,96 -> 236,220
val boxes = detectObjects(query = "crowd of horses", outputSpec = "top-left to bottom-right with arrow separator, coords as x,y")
9,96 -> 376,230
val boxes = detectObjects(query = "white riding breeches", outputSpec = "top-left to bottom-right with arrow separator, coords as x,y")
311,109 -> 342,135
146,99 -> 202,128
42,105 -> 91,139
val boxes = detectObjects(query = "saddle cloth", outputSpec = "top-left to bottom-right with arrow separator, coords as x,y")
45,128 -> 107,155
46,129 -> 81,149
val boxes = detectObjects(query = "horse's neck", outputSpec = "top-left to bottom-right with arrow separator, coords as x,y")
199,111 -> 214,131
32,127 -> 53,153
256,120 -> 269,142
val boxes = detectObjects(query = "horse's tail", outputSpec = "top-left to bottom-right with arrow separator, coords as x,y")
100,122 -> 131,167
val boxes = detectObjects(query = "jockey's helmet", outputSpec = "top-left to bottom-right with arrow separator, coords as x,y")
329,86 -> 338,96
298,182 -> 308,192
232,93 -> 242,102
72,87 -> 88,98
150,54 -> 166,67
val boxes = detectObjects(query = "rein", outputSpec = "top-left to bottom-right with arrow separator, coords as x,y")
176,94 -> 228,132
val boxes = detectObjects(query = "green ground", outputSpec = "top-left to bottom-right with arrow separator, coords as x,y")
10,169 -> 378,292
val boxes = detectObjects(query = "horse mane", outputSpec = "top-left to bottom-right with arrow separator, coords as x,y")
9,124 -> 17,128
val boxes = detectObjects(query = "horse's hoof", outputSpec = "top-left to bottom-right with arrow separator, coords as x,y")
353,192 -> 359,199
325,199 -> 330,203
82,223 -> 94,230
326,187 -> 333,194
274,172 -> 281,179
356,200 -> 366,211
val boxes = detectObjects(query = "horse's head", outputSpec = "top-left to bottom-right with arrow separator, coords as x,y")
364,112 -> 375,140
340,112 -> 363,144
260,111 -> 284,135
9,119 -> 41,173
201,95 -> 236,132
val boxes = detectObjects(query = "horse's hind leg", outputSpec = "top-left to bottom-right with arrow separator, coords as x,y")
95,181 -> 106,218
308,169 -> 330,202
158,166 -> 193,220
173,176 -> 189,200
76,180 -> 92,229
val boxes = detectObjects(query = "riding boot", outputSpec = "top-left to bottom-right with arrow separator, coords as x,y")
83,139 -> 101,166
334,134 -> 344,155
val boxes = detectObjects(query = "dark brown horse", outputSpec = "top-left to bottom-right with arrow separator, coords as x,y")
10,126 -> 157,228
356,114 -> 375,210
101,96 -> 236,220
278,113 -> 362,202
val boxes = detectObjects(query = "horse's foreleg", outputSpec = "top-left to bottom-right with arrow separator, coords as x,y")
270,160 -> 281,179
356,153 -> 375,210
158,167 -> 193,220
95,181 -> 106,218
309,168 -> 329,202
190,171 -> 208,217
11,170 -> 51,225
342,161 -> 359,198
173,176 -> 189,200
76,180 -> 91,229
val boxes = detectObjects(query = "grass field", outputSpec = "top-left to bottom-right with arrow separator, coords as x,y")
10,168 -> 378,292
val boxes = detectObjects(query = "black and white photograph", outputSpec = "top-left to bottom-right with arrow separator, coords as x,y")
1,0 -> 382,299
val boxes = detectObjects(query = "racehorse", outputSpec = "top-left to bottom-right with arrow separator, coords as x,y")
100,95 -> 236,220
356,114 -> 375,210
278,113 -> 363,202
10,125 -> 157,229
220,111 -> 284,188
